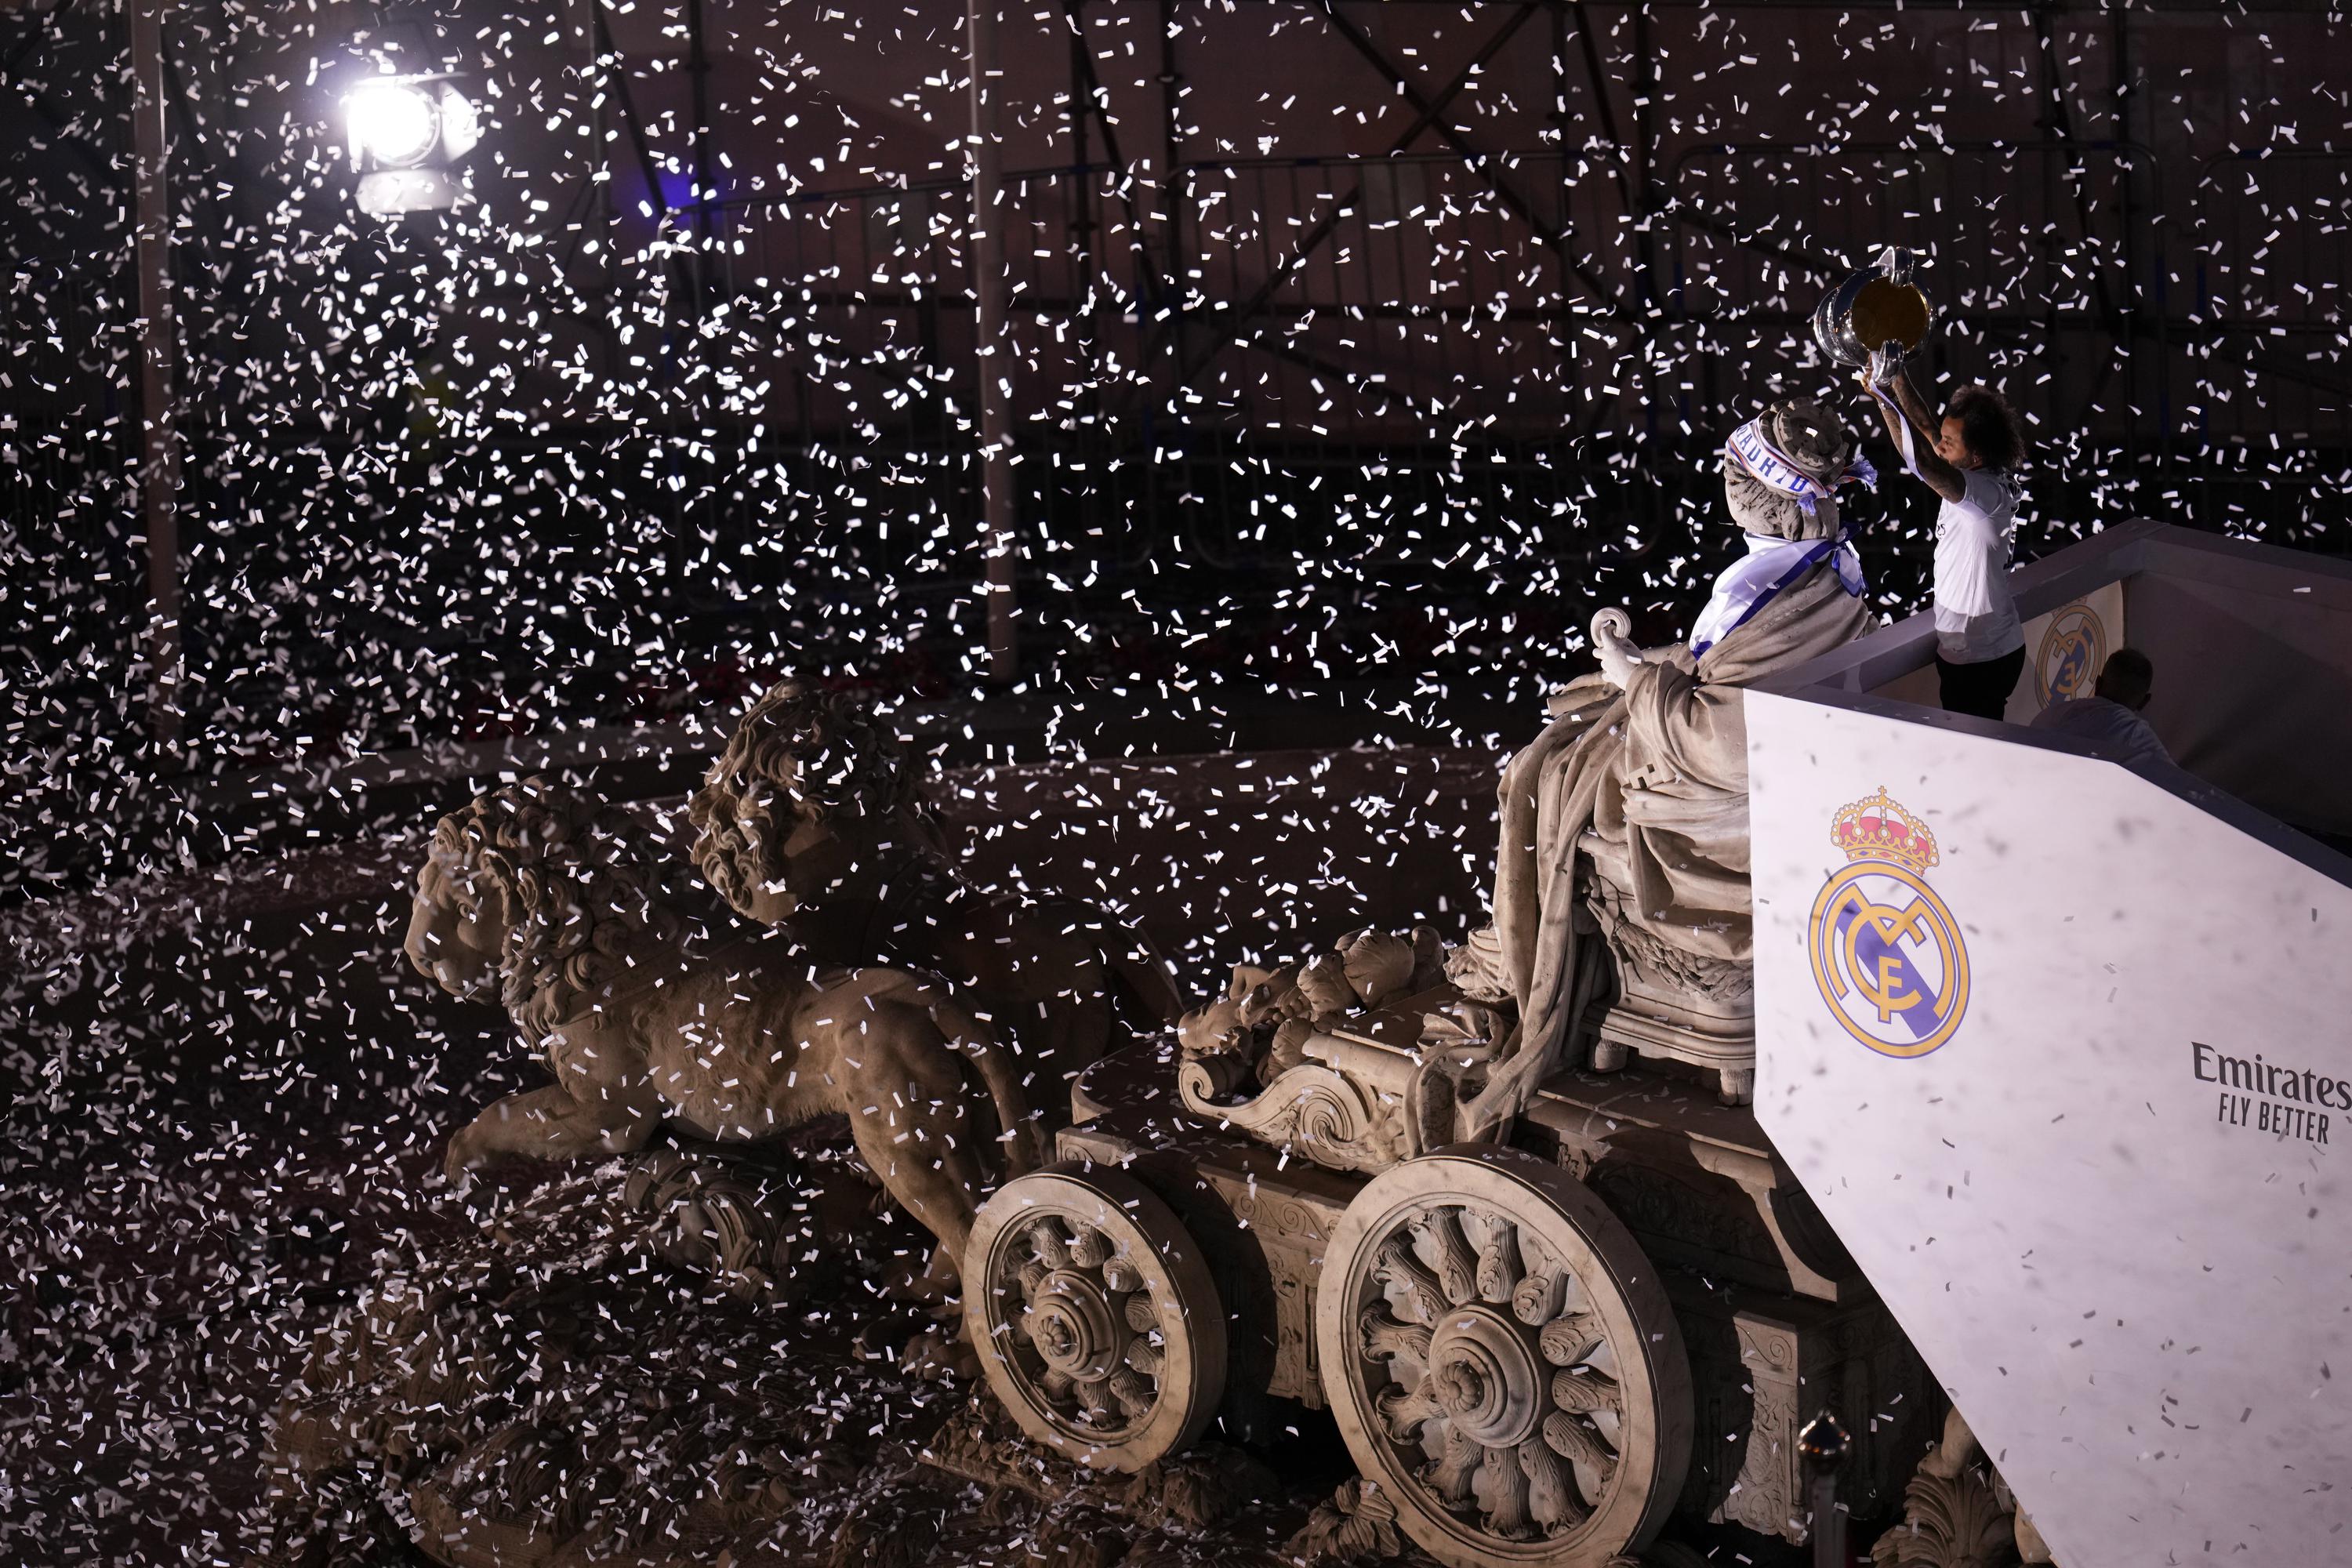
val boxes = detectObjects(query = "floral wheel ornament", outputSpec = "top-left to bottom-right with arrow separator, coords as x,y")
966,1165 -> 1227,1472
1316,1148 -> 1693,1567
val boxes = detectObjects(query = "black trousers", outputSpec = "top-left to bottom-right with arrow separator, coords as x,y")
1936,644 -> 2027,721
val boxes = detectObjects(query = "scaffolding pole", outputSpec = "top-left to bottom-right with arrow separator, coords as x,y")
967,0 -> 1017,681
129,0 -> 182,751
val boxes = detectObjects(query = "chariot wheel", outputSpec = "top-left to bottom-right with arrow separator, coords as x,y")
965,1164 -> 1228,1472
1316,1146 -> 1693,1568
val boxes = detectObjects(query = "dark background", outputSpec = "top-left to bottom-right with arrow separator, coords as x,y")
4,5 -> 2348,1562
4,0 -> 2349,898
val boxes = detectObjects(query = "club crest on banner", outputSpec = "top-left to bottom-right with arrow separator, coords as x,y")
1807,788 -> 1969,1058
2035,601 -> 2107,706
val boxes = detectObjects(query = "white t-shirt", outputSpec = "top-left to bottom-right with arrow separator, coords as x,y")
1931,467 -> 2024,663
2031,696 -> 2172,770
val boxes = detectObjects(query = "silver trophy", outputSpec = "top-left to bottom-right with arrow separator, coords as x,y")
1814,246 -> 1933,380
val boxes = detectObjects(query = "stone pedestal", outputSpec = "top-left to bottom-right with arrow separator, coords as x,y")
1579,833 -> 1759,1105
1587,971 -> 1759,1106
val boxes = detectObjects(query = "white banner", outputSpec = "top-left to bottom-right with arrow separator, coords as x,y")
1748,691 -> 2352,1566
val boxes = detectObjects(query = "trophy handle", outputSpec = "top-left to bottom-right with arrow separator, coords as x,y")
1590,607 -> 1632,647
1875,245 -> 1918,285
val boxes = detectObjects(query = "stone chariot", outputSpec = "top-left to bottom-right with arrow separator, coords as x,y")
956,656 -> 1934,1568
963,973 -> 1931,1567
964,521 -> 2352,1568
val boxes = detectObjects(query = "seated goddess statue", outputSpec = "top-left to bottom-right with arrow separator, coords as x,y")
1455,397 -> 1878,1128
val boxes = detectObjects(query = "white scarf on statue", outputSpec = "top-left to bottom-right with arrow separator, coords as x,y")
1692,412 -> 1876,657
1725,412 -> 1877,521
1688,531 -> 1867,658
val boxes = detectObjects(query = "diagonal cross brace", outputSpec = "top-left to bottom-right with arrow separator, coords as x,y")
1316,0 -> 1620,311
1167,1 -> 1588,394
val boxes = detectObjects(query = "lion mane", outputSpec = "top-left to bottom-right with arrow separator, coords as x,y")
430,778 -> 719,1040
686,678 -> 937,914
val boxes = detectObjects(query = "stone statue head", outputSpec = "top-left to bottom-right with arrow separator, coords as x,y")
406,778 -> 698,1037
1722,397 -> 1858,541
687,679 -> 931,925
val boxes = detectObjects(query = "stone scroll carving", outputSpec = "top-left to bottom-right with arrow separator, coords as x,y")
1175,1054 -> 1416,1176
1172,932 -> 1507,1175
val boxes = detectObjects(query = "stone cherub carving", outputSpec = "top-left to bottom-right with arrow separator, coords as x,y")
1177,927 -> 1444,1089
1169,926 -> 1511,1177
406,778 -> 1042,1276
686,680 -> 1181,1127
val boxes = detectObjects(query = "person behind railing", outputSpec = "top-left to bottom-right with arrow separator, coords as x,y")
2030,646 -> 2171,768
1860,360 -> 2030,721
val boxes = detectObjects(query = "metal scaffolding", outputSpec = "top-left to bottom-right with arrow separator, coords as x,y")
2,0 -> 2347,772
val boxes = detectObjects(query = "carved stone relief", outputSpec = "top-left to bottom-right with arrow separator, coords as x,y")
1193,1158 -> 1342,1408
1871,1406 -> 2030,1568
1176,1055 -> 1416,1176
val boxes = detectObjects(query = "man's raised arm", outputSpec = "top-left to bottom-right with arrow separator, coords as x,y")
1864,365 -> 1965,503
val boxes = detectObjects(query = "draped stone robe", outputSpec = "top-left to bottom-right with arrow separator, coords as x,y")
1461,561 -> 1871,1134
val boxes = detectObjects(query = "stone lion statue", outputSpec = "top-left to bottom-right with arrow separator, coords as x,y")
687,680 -> 1181,1124
405,777 -> 1044,1279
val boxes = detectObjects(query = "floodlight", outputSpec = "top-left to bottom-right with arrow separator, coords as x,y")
347,79 -> 438,168
343,73 -> 480,217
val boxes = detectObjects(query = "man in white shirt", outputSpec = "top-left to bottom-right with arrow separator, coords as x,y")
1864,365 -> 2030,720
2031,647 -> 2172,769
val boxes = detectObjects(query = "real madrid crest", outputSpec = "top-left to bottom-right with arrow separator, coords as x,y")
1807,787 -> 1970,1058
2035,601 -> 2107,706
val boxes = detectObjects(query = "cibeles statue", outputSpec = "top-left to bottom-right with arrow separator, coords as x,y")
687,678 -> 1181,1127
407,779 -> 1043,1282
1454,397 -> 1877,1123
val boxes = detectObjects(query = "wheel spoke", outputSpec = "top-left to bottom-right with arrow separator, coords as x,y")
1023,1218 -> 1073,1271
1478,1441 -> 1534,1539
1107,1367 -> 1156,1418
1551,1367 -> 1621,1417
1066,1224 -> 1112,1269
1377,1374 -> 1444,1443
1511,1265 -> 1566,1327
1418,1207 -> 1482,1306
1475,1216 -> 1523,1305
1375,1233 -> 1449,1323
1519,1434 -> 1589,1530
1357,1304 -> 1433,1365
1538,1308 -> 1604,1368
1428,1421 -> 1480,1504
1541,1409 -> 1619,1486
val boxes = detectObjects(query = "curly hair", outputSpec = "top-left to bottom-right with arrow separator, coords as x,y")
428,778 -> 712,1039
1945,383 -> 2027,472
687,680 -> 932,914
